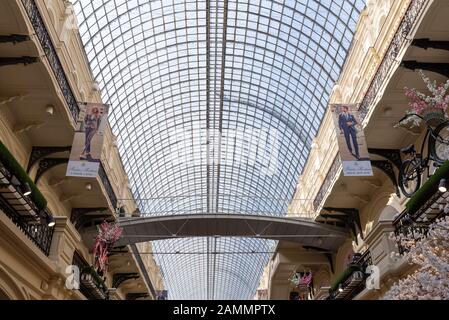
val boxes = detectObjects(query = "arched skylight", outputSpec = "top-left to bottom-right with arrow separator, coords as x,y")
73,0 -> 365,299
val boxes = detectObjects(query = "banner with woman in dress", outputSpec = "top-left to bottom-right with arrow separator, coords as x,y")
66,103 -> 109,177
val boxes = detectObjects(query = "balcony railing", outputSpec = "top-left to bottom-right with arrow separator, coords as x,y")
0,152 -> 53,256
393,217 -> 429,254
327,250 -> 372,300
73,251 -> 109,300
313,0 -> 428,211
0,195 -> 54,256
393,161 -> 449,253
21,0 -> 80,121
99,163 -> 118,209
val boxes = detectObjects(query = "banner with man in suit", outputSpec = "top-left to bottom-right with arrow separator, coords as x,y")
330,104 -> 372,176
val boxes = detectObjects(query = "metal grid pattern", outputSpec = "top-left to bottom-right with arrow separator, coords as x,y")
73,0 -> 364,299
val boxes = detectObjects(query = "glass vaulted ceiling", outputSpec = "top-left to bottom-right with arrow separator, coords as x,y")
73,0 -> 365,299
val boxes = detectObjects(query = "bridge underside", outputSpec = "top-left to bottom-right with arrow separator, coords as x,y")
113,214 -> 349,252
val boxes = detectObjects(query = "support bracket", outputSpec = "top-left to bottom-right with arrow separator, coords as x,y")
368,148 -> 402,171
27,146 -> 71,173
303,246 -> 335,274
35,158 -> 68,183
321,207 -> 363,244
401,60 -> 449,78
125,292 -> 149,300
411,38 -> 449,52
0,34 -> 30,44
0,56 -> 38,67
70,207 -> 111,231
112,273 -> 140,289
371,160 -> 400,196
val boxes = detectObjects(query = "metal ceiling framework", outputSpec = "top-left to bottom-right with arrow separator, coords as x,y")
73,0 -> 364,299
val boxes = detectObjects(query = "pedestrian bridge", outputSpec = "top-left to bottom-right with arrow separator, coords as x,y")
114,214 -> 349,252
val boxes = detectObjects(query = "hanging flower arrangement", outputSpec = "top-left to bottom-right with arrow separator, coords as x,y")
289,271 -> 313,287
298,272 -> 313,287
93,221 -> 123,273
398,70 -> 449,127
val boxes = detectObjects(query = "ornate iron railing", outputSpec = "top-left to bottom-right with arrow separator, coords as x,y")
0,195 -> 54,256
72,251 -> 109,300
0,162 -> 53,256
313,0 -> 428,211
21,0 -> 80,121
0,154 -> 54,256
394,219 -> 429,254
313,155 -> 341,210
99,163 -> 118,209
327,250 -> 372,300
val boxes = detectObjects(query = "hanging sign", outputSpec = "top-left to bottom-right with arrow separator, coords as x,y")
330,103 -> 373,176
66,103 -> 109,177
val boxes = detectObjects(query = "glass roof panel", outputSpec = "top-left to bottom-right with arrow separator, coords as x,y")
73,0 -> 365,299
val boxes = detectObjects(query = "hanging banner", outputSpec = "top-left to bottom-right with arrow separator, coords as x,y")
66,103 -> 109,177
330,103 -> 373,176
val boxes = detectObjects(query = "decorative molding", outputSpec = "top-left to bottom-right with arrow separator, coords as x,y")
13,121 -> 46,133
0,93 -> 30,107
350,194 -> 371,204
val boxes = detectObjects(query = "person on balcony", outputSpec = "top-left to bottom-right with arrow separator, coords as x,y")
80,107 -> 101,161
338,105 -> 360,160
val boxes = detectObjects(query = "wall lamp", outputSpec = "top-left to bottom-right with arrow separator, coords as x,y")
22,182 -> 32,196
438,178 -> 448,193
46,214 -> 56,227
39,210 -> 55,227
